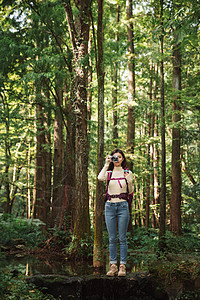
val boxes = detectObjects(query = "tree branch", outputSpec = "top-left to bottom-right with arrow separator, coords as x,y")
23,0 -> 70,69
62,0 -> 78,57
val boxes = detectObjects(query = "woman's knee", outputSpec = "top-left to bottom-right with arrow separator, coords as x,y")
119,236 -> 127,245
109,237 -> 117,244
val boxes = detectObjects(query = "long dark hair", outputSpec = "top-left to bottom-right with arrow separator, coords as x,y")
108,148 -> 127,171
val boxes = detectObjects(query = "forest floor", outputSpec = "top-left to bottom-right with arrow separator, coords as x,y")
1,239 -> 200,299
1,215 -> 200,299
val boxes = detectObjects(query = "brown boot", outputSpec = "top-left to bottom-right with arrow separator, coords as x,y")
106,264 -> 118,276
118,264 -> 126,277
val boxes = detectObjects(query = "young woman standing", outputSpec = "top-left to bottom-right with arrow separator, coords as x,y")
98,149 -> 133,276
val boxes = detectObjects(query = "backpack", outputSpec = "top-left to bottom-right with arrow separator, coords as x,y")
104,170 -> 133,208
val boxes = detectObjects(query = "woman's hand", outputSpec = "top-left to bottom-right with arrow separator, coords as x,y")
106,155 -> 112,163
124,170 -> 132,179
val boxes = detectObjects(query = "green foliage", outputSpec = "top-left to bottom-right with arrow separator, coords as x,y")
128,228 -> 158,251
177,289 -> 200,300
164,230 -> 200,253
126,228 -> 200,270
150,252 -> 200,284
0,214 -> 45,247
0,271 -> 56,299
65,234 -> 94,260
0,0 -> 200,246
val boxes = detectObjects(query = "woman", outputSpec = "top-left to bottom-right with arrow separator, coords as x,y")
98,149 -> 133,277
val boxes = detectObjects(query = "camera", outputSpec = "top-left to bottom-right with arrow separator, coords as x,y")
109,155 -> 118,162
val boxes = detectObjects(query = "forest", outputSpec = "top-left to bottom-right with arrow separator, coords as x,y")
0,0 -> 200,298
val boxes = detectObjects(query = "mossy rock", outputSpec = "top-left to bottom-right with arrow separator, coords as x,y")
27,273 -> 168,299
149,255 -> 200,299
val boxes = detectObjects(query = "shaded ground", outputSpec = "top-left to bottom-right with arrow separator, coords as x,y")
1,249 -> 200,299
1,229 -> 200,299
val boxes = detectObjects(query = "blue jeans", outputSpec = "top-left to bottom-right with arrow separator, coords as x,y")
105,201 -> 129,265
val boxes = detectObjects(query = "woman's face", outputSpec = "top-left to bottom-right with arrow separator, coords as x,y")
113,152 -> 124,167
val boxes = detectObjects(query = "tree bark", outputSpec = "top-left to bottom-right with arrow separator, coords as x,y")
64,82 -> 76,230
170,36 -> 182,235
26,139 -> 31,219
63,0 -> 91,239
51,87 -> 64,227
159,0 -> 166,244
88,34 -> 93,126
112,4 -> 120,145
33,102 -> 47,225
146,118 -> 150,229
126,0 -> 135,231
43,91 -> 52,226
2,95 -> 11,214
153,65 -> 160,228
149,63 -> 156,228
33,113 -> 50,226
93,0 -> 104,268
126,0 -> 135,155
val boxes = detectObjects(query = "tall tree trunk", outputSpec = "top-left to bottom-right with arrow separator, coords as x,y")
33,101 -> 47,225
112,4 -> 120,145
146,116 -> 150,229
88,34 -> 93,126
93,0 -> 104,269
26,139 -> 31,219
170,35 -> 182,235
149,62 -> 156,228
159,0 -> 167,245
63,0 -> 91,239
126,0 -> 135,155
153,79 -> 160,228
52,88 -> 64,227
126,0 -> 135,231
32,76 -> 52,227
43,91 -> 52,227
2,95 -> 11,214
64,82 -> 76,230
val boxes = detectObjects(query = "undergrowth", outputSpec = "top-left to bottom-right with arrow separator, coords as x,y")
0,270 -> 56,300
0,213 -> 45,248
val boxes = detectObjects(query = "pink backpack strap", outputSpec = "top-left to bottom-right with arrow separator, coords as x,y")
104,169 -> 133,203
110,177 -> 125,188
106,170 -> 129,190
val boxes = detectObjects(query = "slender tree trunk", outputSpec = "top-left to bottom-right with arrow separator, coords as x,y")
170,35 -> 182,235
159,0 -> 167,244
112,4 -> 120,145
2,95 -> 11,214
153,115 -> 160,227
26,139 -> 31,219
93,0 -> 104,269
52,88 -> 64,227
9,167 -> 21,213
88,34 -> 93,126
149,62 -> 156,228
126,0 -> 135,155
43,91 -> 52,226
146,118 -> 150,229
181,157 -> 197,185
153,65 -> 160,228
34,102 -> 46,224
112,60 -> 118,144
126,0 -> 135,231
64,79 -> 76,230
